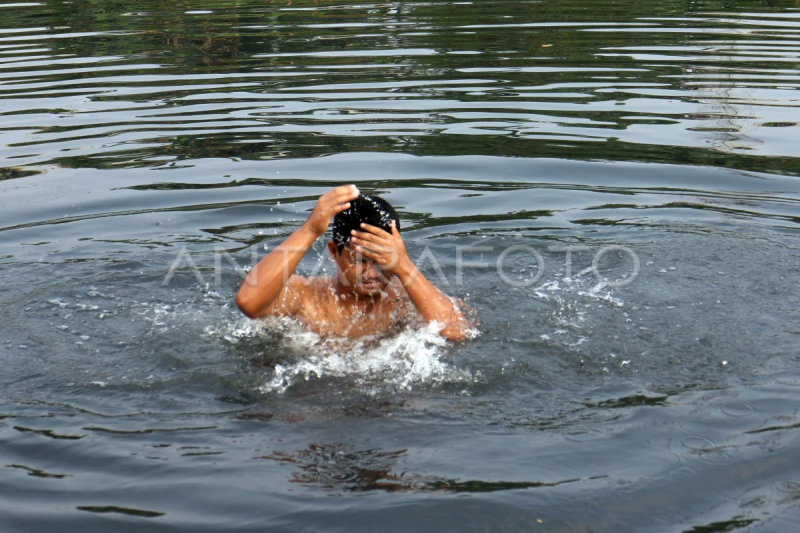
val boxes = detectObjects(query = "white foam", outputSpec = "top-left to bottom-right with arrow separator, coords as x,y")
216,317 -> 477,394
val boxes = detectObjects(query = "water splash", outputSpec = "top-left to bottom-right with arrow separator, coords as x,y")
531,268 -> 626,351
215,317 -> 477,394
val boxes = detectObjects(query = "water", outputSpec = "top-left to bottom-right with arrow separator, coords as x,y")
2,0 -> 800,530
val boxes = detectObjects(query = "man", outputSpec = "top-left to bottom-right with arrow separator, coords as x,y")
235,185 -> 474,341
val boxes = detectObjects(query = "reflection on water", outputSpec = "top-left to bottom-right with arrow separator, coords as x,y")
256,444 -> 412,492
255,443 -> 589,493
1,0 -> 800,176
3,1 -> 800,532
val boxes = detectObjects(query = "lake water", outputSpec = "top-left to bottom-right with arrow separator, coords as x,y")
2,0 -> 800,531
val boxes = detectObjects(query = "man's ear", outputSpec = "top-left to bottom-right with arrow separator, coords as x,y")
326,241 -> 339,260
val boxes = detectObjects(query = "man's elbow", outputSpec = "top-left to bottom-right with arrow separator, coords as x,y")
440,324 -> 473,342
235,291 -> 260,319
444,332 -> 468,342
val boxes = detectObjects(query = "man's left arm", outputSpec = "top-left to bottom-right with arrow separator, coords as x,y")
351,222 -> 475,341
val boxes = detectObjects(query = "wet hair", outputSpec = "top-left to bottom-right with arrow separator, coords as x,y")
332,194 -> 400,253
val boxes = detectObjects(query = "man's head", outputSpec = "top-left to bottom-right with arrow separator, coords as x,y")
327,194 -> 401,296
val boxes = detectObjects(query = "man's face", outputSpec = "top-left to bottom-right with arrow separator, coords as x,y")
329,243 -> 390,296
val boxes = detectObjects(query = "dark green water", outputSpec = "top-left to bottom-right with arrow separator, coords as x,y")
2,1 -> 800,531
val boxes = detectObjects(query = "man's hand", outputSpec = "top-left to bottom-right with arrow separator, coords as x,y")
352,221 -> 474,341
350,221 -> 413,278
304,185 -> 360,237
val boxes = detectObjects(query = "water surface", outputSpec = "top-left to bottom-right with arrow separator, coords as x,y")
2,1 -> 800,531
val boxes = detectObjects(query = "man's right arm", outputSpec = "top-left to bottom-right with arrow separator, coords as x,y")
235,226 -> 318,318
235,185 -> 359,319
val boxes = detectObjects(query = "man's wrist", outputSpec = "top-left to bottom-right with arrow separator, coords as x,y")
299,221 -> 324,240
393,256 -> 417,285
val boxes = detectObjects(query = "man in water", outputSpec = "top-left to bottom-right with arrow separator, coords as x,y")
235,185 -> 474,341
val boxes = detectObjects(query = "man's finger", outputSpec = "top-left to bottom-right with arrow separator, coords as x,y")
332,202 -> 352,214
359,245 -> 397,263
334,185 -> 359,200
321,186 -> 357,205
328,192 -> 357,206
334,184 -> 359,195
355,243 -> 387,255
358,248 -> 383,263
351,230 -> 384,244
359,223 -> 390,237
337,190 -> 359,201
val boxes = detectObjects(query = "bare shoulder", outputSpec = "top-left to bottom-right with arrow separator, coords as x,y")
290,275 -> 340,306
261,275 -> 311,317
